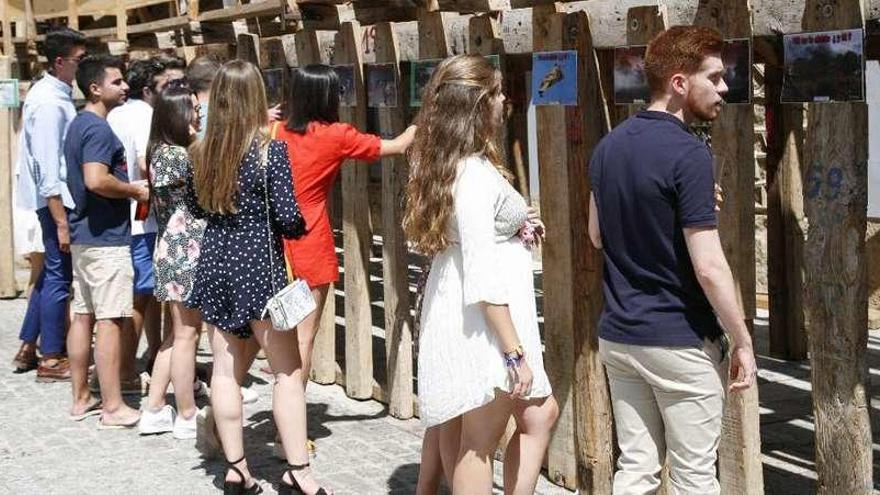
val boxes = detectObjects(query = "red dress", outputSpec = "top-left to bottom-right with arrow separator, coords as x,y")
273,121 -> 381,287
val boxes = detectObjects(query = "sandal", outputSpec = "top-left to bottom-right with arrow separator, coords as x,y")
224,455 -> 262,495
278,463 -> 328,495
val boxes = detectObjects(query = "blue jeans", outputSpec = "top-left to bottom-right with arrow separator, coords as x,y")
18,207 -> 73,355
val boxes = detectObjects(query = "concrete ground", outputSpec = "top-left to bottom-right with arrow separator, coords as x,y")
0,296 -> 568,495
3,255 -> 879,493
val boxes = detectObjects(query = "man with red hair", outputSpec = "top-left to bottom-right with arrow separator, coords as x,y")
588,26 -> 757,494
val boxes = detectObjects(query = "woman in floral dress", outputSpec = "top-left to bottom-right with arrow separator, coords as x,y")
138,82 -> 206,439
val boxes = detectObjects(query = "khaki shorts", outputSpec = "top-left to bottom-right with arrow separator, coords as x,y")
71,245 -> 134,320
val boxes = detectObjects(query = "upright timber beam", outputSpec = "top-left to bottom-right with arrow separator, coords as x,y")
693,2 -> 764,494
335,21 -> 374,400
801,1 -> 872,492
565,9 -> 614,494
532,7 -> 574,487
375,22 -> 414,419
116,0 -> 128,42
0,56 -> 14,298
69,0 -> 79,30
294,28 -> 338,386
1,0 -> 12,57
765,50 -> 809,360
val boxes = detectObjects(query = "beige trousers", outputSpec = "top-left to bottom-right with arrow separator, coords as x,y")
599,337 -> 725,495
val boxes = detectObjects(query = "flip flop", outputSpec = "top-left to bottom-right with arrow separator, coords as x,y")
69,400 -> 103,421
97,414 -> 140,430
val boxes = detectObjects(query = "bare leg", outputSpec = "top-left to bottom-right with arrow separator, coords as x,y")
437,416 -> 462,488
295,284 -> 329,388
208,325 -> 254,484
452,398 -> 513,494
503,396 -> 559,494
121,294 -> 147,381
143,297 -> 162,360
169,302 -> 201,418
417,426 -> 446,495
68,312 -> 96,415
95,318 -> 140,424
145,330 -> 173,411
253,321 -> 330,495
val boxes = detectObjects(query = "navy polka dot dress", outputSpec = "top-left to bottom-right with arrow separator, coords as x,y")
186,139 -> 306,337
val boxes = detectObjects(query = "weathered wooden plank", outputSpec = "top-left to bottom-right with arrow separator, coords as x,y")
693,2 -> 764,494
300,3 -> 355,30
291,29 -> 338,385
800,2 -> 873,493
197,0 -> 287,23
764,49 -> 809,361
260,36 -> 287,68
374,21 -> 414,420
127,15 -> 190,35
236,32 -> 260,65
418,9 -> 450,58
69,0 -> 80,29
564,9 -> 615,495
0,56 -> 14,298
532,4 -> 577,489
335,21 -> 375,400
1,0 -> 12,57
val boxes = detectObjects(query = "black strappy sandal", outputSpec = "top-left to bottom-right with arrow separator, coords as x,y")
278,463 -> 328,495
223,455 -> 263,495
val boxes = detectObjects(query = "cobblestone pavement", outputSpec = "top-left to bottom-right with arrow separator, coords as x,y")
0,298 -> 570,495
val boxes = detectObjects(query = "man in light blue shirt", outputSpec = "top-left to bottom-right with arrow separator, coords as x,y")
12,28 -> 87,382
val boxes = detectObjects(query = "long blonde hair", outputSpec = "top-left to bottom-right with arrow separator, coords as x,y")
403,55 -> 509,257
192,59 -> 268,214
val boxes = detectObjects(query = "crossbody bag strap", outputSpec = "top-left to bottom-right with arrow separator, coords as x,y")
261,140 -> 277,296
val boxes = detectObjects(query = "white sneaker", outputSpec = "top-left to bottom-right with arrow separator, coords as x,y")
241,386 -> 259,404
139,404 -> 175,435
173,411 -> 197,440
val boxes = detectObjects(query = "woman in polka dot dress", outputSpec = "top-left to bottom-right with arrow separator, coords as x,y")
185,60 -> 327,495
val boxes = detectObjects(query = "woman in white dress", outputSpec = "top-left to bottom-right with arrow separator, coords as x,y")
404,54 -> 559,494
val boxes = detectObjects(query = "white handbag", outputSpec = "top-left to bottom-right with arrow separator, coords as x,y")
257,142 -> 316,331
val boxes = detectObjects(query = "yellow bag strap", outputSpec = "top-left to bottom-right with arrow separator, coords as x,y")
270,121 -> 280,139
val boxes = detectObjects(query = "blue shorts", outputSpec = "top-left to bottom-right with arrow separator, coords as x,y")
131,233 -> 157,295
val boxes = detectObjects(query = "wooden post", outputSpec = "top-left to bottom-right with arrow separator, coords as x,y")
374,22 -> 413,419
68,0 -> 79,30
531,4 -> 575,489
565,9 -> 615,494
801,1 -> 872,492
116,0 -> 128,42
293,28 -> 338,385
1,0 -> 12,57
418,9 -> 449,59
236,33 -> 260,65
764,57 -> 809,360
693,2 -> 764,493
0,56 -> 15,298
335,21 -> 374,400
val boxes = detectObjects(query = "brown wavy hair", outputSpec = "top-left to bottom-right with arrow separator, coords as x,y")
403,55 -> 510,257
192,59 -> 268,214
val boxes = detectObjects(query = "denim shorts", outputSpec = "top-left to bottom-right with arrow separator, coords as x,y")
131,233 -> 157,295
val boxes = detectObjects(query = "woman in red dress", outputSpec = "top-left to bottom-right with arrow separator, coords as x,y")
272,65 -> 415,463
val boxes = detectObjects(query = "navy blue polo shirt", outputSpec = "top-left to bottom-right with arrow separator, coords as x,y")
588,110 -> 722,347
65,111 -> 131,247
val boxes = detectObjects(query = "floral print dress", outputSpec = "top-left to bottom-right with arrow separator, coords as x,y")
150,143 -> 206,302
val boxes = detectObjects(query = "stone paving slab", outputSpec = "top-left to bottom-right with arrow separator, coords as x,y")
0,298 -> 569,495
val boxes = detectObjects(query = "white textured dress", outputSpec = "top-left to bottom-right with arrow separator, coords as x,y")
418,155 -> 553,428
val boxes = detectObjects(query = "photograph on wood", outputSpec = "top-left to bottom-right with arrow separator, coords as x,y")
782,28 -> 864,103
722,39 -> 752,105
366,63 -> 398,108
410,59 -> 442,107
613,45 -> 650,105
531,50 -> 578,106
0,79 -> 18,107
332,64 -> 357,107
262,68 -> 286,108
